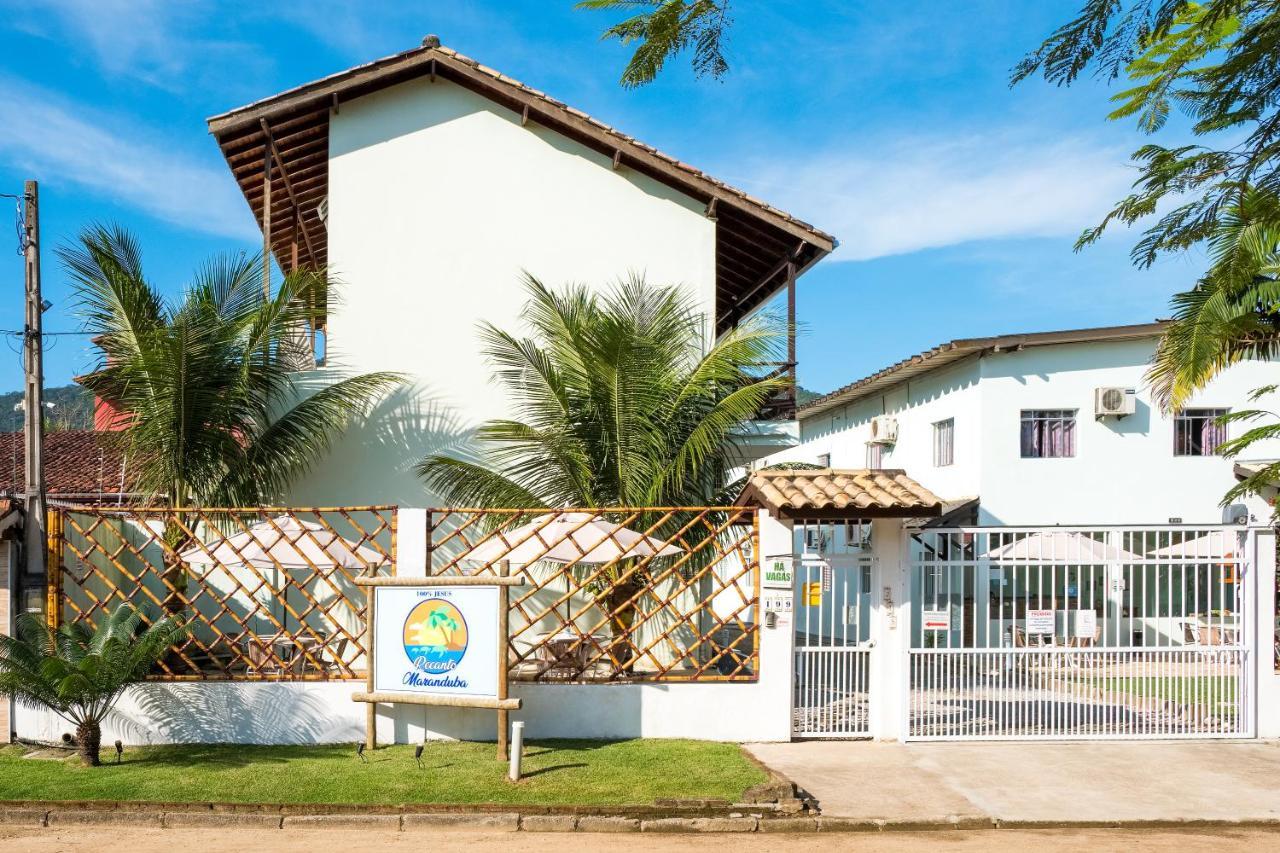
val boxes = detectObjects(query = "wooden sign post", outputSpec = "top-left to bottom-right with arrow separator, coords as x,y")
352,574 -> 524,755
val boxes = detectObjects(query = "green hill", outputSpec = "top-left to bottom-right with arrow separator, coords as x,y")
0,384 -> 95,432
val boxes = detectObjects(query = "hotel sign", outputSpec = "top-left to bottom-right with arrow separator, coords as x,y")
372,585 -> 502,700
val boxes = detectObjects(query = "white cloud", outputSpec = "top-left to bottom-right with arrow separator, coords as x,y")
726,132 -> 1136,261
0,77 -> 256,240
0,0 -> 267,91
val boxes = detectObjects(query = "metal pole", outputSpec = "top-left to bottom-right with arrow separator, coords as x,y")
497,559 -> 510,759
22,181 -> 46,589
364,585 -> 377,751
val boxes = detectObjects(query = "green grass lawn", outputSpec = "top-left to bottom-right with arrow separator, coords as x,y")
1063,675 -> 1238,709
0,739 -> 766,806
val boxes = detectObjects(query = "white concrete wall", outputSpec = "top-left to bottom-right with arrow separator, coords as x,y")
776,336 -> 1280,526
784,357 -> 983,502
1254,529 -> 1279,738
976,340 -> 1279,525
284,76 -> 717,507
14,607 -> 795,746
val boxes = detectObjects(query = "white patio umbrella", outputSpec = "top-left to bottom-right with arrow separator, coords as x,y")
1148,532 -> 1242,560
458,511 -> 683,626
459,511 -> 683,565
982,531 -> 1140,562
179,516 -> 388,634
180,515 -> 387,571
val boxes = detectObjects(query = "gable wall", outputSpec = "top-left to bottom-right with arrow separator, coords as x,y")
285,77 -> 717,505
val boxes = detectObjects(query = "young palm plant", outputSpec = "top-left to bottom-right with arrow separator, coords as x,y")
417,274 -> 787,665
0,605 -> 185,766
61,226 -> 402,610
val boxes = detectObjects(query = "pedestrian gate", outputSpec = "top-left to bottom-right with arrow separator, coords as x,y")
907,527 -> 1255,740
792,520 -> 875,737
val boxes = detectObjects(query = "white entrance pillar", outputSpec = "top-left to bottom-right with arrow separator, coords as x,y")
757,509 -> 797,742
1253,528 -> 1278,738
870,518 -> 909,741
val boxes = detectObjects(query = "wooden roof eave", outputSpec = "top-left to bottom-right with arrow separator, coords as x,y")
207,46 -> 834,249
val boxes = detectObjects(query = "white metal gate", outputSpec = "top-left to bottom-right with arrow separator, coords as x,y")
907,526 -> 1255,740
792,521 -> 874,737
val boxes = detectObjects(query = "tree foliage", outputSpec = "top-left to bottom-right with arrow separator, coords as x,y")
417,273 -> 786,509
1016,2 -> 1280,266
0,605 -> 185,766
62,225 -> 402,508
1019,2 -> 1280,506
577,0 -> 732,87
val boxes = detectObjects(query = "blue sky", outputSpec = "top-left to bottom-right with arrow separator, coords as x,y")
0,1 -> 1197,395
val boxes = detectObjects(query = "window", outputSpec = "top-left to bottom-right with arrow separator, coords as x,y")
817,452 -> 831,468
933,418 -> 954,467
1020,409 -> 1076,458
1174,408 -> 1228,456
866,442 -> 884,468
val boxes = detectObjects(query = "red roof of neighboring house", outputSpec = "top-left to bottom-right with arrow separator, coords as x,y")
0,431 -> 136,497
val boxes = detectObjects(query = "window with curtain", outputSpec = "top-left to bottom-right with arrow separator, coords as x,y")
1020,409 -> 1076,458
933,418 -> 954,467
1174,408 -> 1229,456
866,442 -> 884,468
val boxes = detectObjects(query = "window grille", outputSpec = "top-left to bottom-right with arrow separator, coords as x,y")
1174,408 -> 1228,456
933,418 -> 954,467
1020,409 -> 1076,458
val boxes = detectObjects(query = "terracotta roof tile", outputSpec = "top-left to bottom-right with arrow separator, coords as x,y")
0,431 -> 136,497
739,468 -> 942,518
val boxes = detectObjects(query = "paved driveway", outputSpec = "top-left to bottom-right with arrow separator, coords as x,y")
747,740 -> 1280,822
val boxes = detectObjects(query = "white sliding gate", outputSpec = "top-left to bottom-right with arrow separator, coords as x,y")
907,526 -> 1255,740
792,521 -> 874,738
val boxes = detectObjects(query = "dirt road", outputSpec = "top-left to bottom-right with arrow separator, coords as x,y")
1,826 -> 1276,852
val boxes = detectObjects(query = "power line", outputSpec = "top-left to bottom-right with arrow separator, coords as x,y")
0,192 -> 26,256
0,329 -> 93,337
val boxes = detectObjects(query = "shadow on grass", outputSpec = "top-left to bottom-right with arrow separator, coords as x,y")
117,744 -> 344,770
519,762 -> 589,778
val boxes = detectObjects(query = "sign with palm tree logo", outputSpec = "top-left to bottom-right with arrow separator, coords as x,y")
372,586 -> 502,699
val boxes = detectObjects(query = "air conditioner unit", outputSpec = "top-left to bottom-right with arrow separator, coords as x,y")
1094,386 -> 1137,418
869,415 -> 898,444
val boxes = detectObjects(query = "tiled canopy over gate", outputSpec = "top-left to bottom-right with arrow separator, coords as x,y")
739,468 -> 943,519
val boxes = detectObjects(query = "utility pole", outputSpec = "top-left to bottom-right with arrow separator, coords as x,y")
22,180 -> 46,589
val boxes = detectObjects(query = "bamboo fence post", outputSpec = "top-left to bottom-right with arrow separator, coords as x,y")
497,559 -> 510,760
364,583 -> 377,751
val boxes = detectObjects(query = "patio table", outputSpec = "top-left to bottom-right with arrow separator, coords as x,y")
534,630 -> 608,676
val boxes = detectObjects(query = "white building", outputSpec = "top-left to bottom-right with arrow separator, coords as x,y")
205,38 -> 832,506
764,322 -> 1280,526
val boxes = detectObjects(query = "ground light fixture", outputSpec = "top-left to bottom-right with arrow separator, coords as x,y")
414,744 -> 424,769
114,740 -> 123,764
356,742 -> 366,763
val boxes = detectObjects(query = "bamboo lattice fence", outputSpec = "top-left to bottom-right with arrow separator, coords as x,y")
50,506 -> 396,680
50,505 -> 761,684
427,507 -> 760,682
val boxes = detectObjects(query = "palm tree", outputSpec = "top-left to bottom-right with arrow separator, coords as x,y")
63,225 -> 402,508
417,274 -> 787,663
61,226 -> 402,611
1147,187 -> 1280,504
1148,187 -> 1280,411
0,605 -> 185,766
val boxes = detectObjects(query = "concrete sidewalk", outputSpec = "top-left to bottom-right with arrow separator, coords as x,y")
747,740 -> 1280,823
